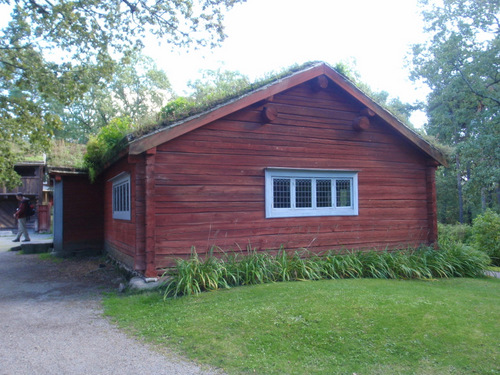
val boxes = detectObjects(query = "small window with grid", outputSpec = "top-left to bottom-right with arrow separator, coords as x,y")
266,169 -> 358,218
111,173 -> 131,220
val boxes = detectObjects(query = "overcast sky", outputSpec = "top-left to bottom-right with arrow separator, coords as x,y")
144,0 -> 431,126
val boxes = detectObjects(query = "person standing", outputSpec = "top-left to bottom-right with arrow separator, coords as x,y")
13,192 -> 31,242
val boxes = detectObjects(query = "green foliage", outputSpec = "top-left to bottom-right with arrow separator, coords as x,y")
83,117 -> 134,181
0,143 -> 22,190
46,140 -> 86,168
156,68 -> 250,125
55,52 -> 172,143
158,97 -> 197,121
0,0 -> 244,188
438,223 -> 474,245
163,245 -> 489,298
472,210 -> 500,266
412,0 -> 500,223
188,68 -> 251,104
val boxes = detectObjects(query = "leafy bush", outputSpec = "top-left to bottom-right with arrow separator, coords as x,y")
158,97 -> 196,120
438,223 -> 474,245
163,245 -> 490,298
472,210 -> 500,266
83,117 -> 134,181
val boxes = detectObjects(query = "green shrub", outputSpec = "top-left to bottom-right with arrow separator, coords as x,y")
163,245 -> 490,298
472,210 -> 500,266
438,223 -> 473,245
83,117 -> 134,181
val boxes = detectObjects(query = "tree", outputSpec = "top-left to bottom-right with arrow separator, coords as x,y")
188,68 -> 251,103
159,68 -> 250,121
0,0 -> 245,189
411,0 -> 500,223
55,51 -> 171,143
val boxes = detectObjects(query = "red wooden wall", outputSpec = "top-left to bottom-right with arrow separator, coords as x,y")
150,82 -> 436,269
103,157 -> 148,272
62,174 -> 104,254
101,80 -> 438,275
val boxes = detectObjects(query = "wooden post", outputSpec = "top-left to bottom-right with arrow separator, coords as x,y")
144,147 -> 157,277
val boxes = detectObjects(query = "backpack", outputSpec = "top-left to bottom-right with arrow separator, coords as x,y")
24,199 -> 36,219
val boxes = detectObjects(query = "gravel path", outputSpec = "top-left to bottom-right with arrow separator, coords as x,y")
0,234 -> 224,375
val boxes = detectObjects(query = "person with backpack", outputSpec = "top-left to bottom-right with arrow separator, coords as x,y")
12,192 -> 31,242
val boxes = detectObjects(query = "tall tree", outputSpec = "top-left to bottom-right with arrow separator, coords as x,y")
411,0 -> 500,223
0,0 -> 245,189
159,68 -> 250,120
55,51 -> 171,143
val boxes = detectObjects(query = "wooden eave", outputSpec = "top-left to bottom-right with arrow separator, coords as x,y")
47,166 -> 88,176
16,161 -> 45,166
128,63 -> 448,167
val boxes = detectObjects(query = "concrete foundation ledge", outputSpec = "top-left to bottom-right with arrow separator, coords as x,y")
124,276 -> 169,292
21,242 -> 53,254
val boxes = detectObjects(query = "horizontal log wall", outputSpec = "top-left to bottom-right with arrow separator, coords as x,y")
103,158 -> 143,272
150,82 -> 433,269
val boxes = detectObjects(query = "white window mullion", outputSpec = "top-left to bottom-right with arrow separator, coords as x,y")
332,178 -> 337,208
311,178 -> 317,209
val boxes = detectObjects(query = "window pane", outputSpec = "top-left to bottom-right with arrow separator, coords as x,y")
125,183 -> 129,211
316,179 -> 332,207
120,185 -> 124,211
273,179 -> 291,208
336,179 -> 351,207
296,179 -> 312,208
112,175 -> 131,220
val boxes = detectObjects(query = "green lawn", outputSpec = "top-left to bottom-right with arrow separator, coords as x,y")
103,278 -> 500,374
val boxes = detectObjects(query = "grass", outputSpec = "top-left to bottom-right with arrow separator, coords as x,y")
38,253 -> 64,263
163,245 -> 489,298
103,278 -> 500,374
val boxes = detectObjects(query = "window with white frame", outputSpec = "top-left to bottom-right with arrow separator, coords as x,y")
112,173 -> 131,220
265,168 -> 358,218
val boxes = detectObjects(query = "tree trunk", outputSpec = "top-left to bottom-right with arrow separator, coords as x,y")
456,155 -> 464,224
481,188 -> 486,212
466,163 -> 472,224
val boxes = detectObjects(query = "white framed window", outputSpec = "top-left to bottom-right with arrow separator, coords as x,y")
111,173 -> 131,220
265,168 -> 358,218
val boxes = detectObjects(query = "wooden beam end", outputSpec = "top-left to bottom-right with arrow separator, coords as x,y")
352,116 -> 370,131
261,106 -> 278,123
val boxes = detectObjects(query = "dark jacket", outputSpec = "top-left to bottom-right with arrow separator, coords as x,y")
15,199 -> 29,219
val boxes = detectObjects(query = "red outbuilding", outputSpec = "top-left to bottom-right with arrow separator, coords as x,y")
60,63 -> 448,277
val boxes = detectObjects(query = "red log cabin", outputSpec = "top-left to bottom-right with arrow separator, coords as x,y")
62,62 -> 448,277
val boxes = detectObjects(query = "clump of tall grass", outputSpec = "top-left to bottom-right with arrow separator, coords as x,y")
163,243 -> 489,298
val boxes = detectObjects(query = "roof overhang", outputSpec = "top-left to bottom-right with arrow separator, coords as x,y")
47,166 -> 88,176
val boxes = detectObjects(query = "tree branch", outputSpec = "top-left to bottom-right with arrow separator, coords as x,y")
457,68 -> 500,106
28,0 -> 49,15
